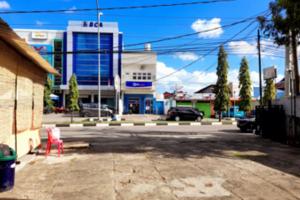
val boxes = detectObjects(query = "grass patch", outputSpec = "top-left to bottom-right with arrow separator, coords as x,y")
179,122 -> 191,125
134,122 -> 146,126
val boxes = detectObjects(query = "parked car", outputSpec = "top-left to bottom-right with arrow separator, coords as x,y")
237,118 -> 256,132
222,106 -> 245,118
167,107 -> 204,121
54,106 -> 67,114
79,103 -> 114,117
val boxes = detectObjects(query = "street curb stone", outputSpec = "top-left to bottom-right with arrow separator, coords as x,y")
43,121 -> 237,128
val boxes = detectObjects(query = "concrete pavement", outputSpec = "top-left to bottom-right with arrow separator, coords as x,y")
1,125 -> 300,200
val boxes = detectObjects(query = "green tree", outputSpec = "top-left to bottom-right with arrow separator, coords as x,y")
68,74 -> 79,122
214,45 -> 230,121
238,57 -> 252,112
258,0 -> 300,93
263,79 -> 276,105
44,77 -> 54,113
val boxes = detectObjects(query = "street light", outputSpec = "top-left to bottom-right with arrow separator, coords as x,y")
96,0 -> 102,120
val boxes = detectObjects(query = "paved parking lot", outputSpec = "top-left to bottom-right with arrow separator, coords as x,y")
1,125 -> 300,200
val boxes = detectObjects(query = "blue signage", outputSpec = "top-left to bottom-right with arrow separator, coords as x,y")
83,21 -> 103,28
126,81 -> 152,88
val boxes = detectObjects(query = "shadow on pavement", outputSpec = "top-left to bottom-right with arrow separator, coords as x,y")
41,128 -> 300,178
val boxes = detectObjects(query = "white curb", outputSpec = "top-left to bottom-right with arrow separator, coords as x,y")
190,122 -> 202,126
145,123 -> 157,126
212,122 -> 222,126
167,123 -> 179,126
121,123 -> 134,127
42,124 -> 56,128
70,124 -> 83,128
96,123 -> 109,127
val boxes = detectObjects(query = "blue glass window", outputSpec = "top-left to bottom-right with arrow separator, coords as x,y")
73,33 -> 113,85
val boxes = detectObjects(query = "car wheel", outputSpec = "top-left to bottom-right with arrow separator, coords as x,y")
175,116 -> 180,121
196,116 -> 202,122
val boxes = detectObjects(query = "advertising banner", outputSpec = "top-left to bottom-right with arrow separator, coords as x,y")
263,66 -> 277,80
126,81 -> 152,88
32,44 -> 53,65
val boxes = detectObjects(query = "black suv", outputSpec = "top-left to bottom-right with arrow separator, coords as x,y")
167,107 -> 204,121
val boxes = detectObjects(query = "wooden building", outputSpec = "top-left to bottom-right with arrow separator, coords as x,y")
0,18 -> 58,157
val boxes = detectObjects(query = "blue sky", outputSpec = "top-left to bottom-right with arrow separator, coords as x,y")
0,0 -> 285,93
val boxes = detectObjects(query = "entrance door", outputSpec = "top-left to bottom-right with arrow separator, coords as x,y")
145,99 -> 153,114
128,98 -> 140,114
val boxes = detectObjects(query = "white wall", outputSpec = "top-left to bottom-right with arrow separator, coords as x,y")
121,52 -> 157,94
14,29 -> 64,45
275,96 -> 300,117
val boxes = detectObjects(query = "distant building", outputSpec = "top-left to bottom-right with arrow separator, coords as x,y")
0,19 -> 58,157
163,92 -> 175,99
14,20 -> 159,115
15,21 -> 122,109
253,87 -> 260,99
121,50 -> 157,114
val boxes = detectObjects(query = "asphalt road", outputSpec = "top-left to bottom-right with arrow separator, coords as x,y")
41,125 -> 239,139
2,125 -> 300,200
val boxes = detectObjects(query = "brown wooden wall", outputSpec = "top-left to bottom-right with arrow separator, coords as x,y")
0,40 -> 46,145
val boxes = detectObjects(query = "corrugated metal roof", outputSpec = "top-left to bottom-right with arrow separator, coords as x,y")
0,18 -> 59,75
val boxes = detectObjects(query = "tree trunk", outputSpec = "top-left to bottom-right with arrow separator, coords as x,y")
218,110 -> 222,122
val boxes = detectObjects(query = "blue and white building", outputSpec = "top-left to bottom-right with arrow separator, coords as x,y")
15,20 -> 158,115
121,50 -> 157,114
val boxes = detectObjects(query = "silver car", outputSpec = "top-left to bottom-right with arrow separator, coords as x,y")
79,103 -> 114,117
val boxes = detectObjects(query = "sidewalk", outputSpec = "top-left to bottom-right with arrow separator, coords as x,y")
43,113 -> 236,128
42,113 -> 164,124
43,113 -> 88,124
1,126 -> 300,200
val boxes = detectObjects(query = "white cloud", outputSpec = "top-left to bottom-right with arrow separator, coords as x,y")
65,6 -> 76,13
156,61 -> 217,93
156,61 -> 283,94
0,1 -> 10,9
35,20 -> 44,26
228,41 -> 257,55
174,52 -> 200,61
227,39 -> 285,58
191,18 -> 223,38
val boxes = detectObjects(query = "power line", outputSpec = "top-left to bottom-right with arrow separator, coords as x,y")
154,20 -> 258,82
38,35 -> 257,55
0,0 -> 234,14
122,18 -> 255,48
9,10 -> 268,52
119,10 -> 268,49
9,14 -> 263,58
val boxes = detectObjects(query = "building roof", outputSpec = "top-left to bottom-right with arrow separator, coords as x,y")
276,78 -> 285,90
122,50 -> 156,54
0,18 -> 58,75
194,84 -> 215,94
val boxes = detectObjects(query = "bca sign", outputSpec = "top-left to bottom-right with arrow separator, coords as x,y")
82,21 -> 103,28
263,66 -> 277,80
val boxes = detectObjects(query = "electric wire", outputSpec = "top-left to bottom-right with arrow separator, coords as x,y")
0,0 -> 235,14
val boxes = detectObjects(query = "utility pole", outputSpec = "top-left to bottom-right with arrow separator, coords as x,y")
257,29 -> 263,105
291,31 -> 298,140
96,0 -> 102,120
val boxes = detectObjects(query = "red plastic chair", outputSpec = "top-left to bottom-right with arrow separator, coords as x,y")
45,128 -> 64,157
